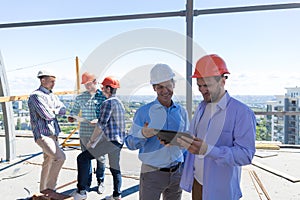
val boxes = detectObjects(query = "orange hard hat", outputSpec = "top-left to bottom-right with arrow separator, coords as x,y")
192,54 -> 230,78
101,76 -> 120,88
81,72 -> 96,84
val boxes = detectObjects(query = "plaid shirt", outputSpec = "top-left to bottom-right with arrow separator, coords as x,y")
98,95 -> 126,144
69,89 -> 106,137
28,86 -> 66,141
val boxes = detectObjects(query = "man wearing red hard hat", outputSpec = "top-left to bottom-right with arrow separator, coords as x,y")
72,76 -> 125,200
68,72 -> 107,194
178,54 -> 256,200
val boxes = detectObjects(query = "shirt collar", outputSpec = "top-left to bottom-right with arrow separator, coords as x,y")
154,98 -> 177,109
201,91 -> 230,111
96,89 -> 102,94
215,91 -> 230,110
39,86 -> 52,94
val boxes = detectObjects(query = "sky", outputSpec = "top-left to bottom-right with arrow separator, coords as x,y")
0,0 -> 300,98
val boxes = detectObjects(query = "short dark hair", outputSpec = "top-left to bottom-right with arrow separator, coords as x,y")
106,86 -> 117,94
39,75 -> 51,80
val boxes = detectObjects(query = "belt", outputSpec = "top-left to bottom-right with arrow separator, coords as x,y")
159,162 -> 181,172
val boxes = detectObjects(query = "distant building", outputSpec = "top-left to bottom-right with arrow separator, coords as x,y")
266,95 -> 285,143
266,87 -> 300,144
284,87 -> 300,144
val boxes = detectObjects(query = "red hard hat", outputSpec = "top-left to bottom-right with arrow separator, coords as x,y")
192,54 -> 230,78
101,76 -> 120,88
81,72 -> 96,84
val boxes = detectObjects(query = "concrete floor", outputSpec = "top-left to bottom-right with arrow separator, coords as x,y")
1,135 -> 300,200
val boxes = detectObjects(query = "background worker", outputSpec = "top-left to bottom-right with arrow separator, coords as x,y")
125,64 -> 189,200
28,70 -> 66,192
68,72 -> 106,194
72,76 -> 125,200
178,54 -> 256,200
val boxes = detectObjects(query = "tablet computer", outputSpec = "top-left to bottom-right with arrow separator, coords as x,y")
154,129 -> 193,146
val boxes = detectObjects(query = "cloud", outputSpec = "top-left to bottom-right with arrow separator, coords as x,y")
227,70 -> 300,96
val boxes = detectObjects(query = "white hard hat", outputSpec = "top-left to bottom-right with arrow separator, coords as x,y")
150,63 -> 175,84
37,69 -> 56,78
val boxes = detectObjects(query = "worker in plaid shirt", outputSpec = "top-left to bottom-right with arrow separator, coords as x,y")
72,76 -> 125,200
68,72 -> 107,194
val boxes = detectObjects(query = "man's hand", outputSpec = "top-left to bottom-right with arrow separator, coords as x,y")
142,127 -> 157,138
177,136 -> 208,155
141,122 -> 158,138
86,140 -> 94,149
67,116 -> 75,123
89,119 -> 98,126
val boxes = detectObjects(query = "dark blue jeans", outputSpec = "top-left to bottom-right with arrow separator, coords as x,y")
80,137 -> 106,186
94,158 -> 105,184
86,158 -> 105,187
77,140 -> 123,197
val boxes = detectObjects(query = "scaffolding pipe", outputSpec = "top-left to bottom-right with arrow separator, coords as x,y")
194,3 -> 300,16
186,0 -> 193,120
0,3 -> 299,29
0,11 -> 185,29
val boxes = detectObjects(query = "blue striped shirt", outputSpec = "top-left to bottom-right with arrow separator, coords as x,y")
97,95 -> 126,144
125,98 -> 189,168
69,89 -> 106,137
28,86 -> 66,141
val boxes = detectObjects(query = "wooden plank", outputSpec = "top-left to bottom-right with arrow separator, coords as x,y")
249,170 -> 271,200
252,160 -> 300,183
0,90 -> 78,103
255,143 -> 280,150
255,151 -> 278,158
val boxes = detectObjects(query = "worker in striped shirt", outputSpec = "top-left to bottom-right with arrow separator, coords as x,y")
28,69 -> 66,192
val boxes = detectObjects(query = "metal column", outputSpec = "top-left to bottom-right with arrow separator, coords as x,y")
186,0 -> 193,120
0,51 -> 16,161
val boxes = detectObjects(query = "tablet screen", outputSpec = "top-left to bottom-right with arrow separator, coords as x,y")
154,129 -> 193,146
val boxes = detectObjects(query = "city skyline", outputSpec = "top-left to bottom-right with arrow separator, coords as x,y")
0,0 -> 299,96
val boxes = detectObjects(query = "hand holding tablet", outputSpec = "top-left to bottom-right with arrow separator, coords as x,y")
154,129 -> 194,146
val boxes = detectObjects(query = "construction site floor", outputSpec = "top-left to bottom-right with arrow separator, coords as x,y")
1,134 -> 300,200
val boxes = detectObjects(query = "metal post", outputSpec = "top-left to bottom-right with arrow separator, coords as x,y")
186,0 -> 193,120
75,56 -> 80,93
0,51 -> 16,161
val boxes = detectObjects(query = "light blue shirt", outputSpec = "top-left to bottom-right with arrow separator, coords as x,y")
180,92 -> 256,200
125,98 -> 189,168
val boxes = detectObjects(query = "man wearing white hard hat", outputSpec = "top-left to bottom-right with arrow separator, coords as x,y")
28,69 -> 66,192
125,64 -> 189,200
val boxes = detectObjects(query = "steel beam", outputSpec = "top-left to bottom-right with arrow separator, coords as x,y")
0,3 -> 299,29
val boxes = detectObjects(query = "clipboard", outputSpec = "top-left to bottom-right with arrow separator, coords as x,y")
154,129 -> 193,146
